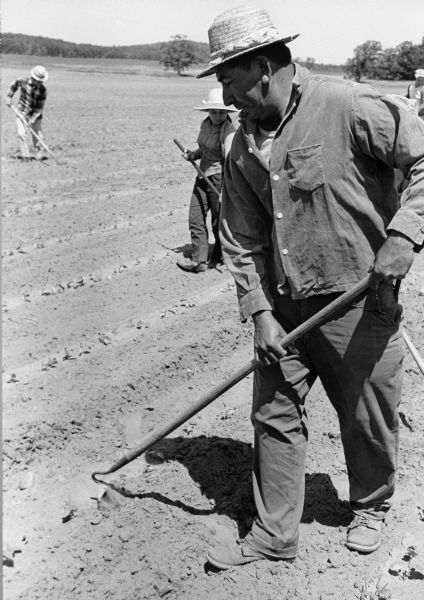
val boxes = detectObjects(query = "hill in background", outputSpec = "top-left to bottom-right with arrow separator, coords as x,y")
2,32 -> 343,73
2,32 -> 210,62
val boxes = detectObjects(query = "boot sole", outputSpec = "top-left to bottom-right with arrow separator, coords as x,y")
345,540 -> 381,553
176,265 -> 206,273
206,551 -> 295,570
206,552 -> 262,570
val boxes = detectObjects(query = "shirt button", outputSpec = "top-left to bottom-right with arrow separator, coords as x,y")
248,147 -> 253,153
272,174 -> 280,181
276,212 -> 283,219
282,248 -> 288,255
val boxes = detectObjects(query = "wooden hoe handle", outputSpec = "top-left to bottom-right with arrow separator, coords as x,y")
173,138 -> 221,196
91,275 -> 371,483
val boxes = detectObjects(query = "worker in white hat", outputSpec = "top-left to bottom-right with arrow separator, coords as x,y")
406,68 -> 424,119
6,65 -> 49,160
176,88 -> 239,273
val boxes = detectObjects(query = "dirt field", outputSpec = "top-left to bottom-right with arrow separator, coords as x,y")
2,56 -> 424,600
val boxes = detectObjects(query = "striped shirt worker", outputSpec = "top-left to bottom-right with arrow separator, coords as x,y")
7,77 -> 47,118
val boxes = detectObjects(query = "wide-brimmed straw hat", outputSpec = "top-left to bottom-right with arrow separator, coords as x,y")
197,4 -> 299,79
194,88 -> 237,111
30,65 -> 49,82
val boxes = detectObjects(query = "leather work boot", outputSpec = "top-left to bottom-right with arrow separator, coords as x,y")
206,539 -> 289,570
346,514 -> 384,553
176,258 -> 207,273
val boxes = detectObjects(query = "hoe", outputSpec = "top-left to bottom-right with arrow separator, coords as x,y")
92,276 -> 371,484
91,275 -> 423,485
174,138 -> 221,195
7,101 -> 61,164
5,98 -> 77,169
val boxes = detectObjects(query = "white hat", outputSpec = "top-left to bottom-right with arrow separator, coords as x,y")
194,88 -> 237,111
197,4 -> 299,79
30,65 -> 49,82
415,68 -> 424,79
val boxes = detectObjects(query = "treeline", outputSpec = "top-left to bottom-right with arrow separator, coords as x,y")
293,57 -> 342,74
5,32 -> 422,80
345,39 -> 424,81
1,32 -> 211,63
2,32 -> 344,73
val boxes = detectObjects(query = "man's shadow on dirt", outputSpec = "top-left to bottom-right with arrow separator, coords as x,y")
118,435 -> 351,537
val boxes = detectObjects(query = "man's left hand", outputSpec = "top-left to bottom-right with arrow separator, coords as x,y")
370,231 -> 415,289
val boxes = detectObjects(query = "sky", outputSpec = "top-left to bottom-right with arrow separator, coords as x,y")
2,0 -> 423,65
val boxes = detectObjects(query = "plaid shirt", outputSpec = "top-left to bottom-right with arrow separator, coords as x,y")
8,77 -> 47,117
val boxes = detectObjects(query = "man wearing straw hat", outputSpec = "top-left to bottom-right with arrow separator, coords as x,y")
197,4 -> 424,569
177,88 -> 238,272
6,65 -> 49,161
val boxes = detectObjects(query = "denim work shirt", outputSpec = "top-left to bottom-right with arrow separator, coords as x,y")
220,65 -> 424,321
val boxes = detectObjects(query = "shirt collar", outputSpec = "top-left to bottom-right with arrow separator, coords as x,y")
239,63 -> 310,135
292,62 -> 311,94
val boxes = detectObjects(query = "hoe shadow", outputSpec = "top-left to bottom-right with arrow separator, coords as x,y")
113,435 -> 351,537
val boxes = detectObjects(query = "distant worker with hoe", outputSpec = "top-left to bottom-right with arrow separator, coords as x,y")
177,88 -> 238,273
6,65 -> 49,161
196,4 -> 424,569
406,68 -> 424,120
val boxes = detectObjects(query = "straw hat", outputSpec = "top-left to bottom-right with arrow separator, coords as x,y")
30,65 -> 49,82
194,88 -> 237,111
415,68 -> 424,79
197,4 -> 299,79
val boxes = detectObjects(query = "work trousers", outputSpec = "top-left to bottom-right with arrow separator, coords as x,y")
188,173 -> 222,264
16,116 -> 43,158
246,283 -> 404,558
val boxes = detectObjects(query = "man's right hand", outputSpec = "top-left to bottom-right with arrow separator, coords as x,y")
252,310 -> 288,365
183,150 -> 196,162
6,98 -> 12,107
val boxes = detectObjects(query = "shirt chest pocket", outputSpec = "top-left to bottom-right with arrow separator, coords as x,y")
286,144 -> 325,192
